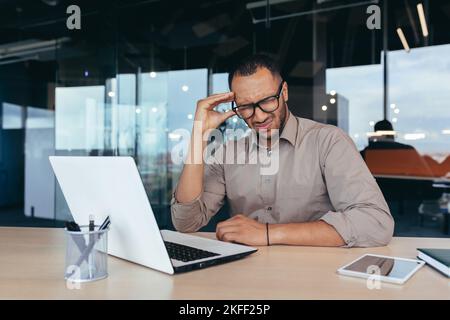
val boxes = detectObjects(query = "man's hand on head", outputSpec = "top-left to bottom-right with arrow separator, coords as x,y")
194,92 -> 236,133
216,214 -> 267,246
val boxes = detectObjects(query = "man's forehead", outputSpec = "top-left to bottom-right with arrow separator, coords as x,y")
232,68 -> 277,87
233,73 -> 279,104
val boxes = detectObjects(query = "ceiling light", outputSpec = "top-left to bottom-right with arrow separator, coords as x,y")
417,3 -> 429,37
404,133 -> 426,140
367,130 -> 396,137
396,28 -> 411,53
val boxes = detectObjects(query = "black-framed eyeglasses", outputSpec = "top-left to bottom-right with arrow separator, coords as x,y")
232,80 -> 285,120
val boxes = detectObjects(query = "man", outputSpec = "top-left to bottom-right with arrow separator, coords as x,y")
360,120 -> 415,160
361,119 -> 432,176
171,54 -> 394,247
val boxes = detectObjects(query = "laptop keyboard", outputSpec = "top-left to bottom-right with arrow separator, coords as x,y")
164,241 -> 220,262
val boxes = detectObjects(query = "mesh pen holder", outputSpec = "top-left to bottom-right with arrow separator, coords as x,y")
64,226 -> 109,282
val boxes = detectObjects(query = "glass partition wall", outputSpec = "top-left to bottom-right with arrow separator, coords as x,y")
0,0 -> 449,236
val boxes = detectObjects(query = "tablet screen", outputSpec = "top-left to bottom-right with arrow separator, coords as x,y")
342,255 -> 422,280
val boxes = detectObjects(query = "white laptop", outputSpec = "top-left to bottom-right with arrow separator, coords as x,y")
49,156 -> 257,274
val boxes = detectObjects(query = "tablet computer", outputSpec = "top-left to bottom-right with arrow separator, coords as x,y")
337,254 -> 425,284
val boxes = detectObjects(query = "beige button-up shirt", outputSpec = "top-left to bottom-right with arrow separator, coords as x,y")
171,112 -> 394,247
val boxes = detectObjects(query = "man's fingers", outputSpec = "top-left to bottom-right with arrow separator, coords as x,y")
221,232 -> 238,243
216,220 -> 238,231
199,92 -> 234,110
219,109 -> 236,122
208,92 -> 233,98
216,225 -> 240,240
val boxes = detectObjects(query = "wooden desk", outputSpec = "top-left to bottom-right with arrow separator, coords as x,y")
1,227 -> 449,299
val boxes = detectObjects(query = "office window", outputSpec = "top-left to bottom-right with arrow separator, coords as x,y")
326,65 -> 384,150
55,86 -> 105,152
166,69 -> 208,204
167,69 -> 207,132
388,44 -> 450,158
137,71 -> 169,211
2,102 -> 24,130
137,71 -> 169,165
109,74 -> 137,155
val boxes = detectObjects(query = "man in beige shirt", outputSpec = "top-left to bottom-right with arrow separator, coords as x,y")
171,54 -> 394,248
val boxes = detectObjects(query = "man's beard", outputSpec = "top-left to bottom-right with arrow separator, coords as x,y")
253,101 -> 287,147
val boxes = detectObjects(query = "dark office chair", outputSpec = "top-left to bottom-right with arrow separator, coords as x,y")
365,149 -> 434,177
418,200 -> 449,234
364,149 -> 447,234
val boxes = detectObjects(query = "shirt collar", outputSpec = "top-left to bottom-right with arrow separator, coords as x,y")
280,111 -> 298,147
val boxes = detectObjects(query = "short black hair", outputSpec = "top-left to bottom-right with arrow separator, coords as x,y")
374,120 -> 394,132
228,53 -> 282,89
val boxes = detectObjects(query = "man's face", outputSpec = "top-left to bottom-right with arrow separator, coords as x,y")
231,67 -> 289,139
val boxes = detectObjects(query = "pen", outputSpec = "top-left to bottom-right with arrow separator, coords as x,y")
89,215 -> 95,232
88,215 -> 95,279
65,221 -> 88,266
99,216 -> 110,230
65,221 -> 81,232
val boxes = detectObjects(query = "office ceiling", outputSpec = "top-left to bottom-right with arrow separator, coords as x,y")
0,0 -> 449,79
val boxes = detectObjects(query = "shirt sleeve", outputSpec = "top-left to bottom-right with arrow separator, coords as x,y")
318,127 -> 395,247
170,155 -> 226,233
